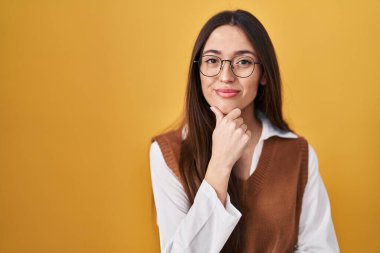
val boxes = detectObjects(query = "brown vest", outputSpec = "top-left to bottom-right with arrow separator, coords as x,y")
152,129 -> 309,253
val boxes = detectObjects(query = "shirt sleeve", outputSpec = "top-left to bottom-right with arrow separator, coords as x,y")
296,144 -> 340,252
149,141 -> 242,253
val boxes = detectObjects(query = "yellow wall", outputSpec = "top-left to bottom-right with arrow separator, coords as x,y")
1,0 -> 379,252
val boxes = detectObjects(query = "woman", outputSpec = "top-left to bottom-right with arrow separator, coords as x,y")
149,9 -> 339,253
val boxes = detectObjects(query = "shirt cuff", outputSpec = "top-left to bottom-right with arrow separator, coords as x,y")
199,179 -> 242,222
171,179 -> 242,251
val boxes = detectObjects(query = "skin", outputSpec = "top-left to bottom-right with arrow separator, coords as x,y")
202,25 -> 267,206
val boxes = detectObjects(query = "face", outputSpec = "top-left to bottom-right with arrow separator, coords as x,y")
199,25 -> 265,115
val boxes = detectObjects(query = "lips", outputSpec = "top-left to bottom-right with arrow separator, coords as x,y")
215,88 -> 240,98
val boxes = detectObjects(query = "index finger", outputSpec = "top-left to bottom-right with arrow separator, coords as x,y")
224,108 -> 242,121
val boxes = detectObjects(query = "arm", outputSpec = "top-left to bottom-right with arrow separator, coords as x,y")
149,141 -> 242,253
295,144 -> 340,252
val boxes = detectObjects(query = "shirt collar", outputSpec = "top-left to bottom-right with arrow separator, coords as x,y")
256,110 -> 298,141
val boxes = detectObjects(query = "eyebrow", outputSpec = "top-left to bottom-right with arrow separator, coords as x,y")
202,49 -> 257,57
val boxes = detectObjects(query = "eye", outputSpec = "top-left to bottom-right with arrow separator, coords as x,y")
237,59 -> 253,65
206,58 -> 218,64
202,55 -> 220,65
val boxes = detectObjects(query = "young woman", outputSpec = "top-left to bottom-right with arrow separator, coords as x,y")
149,9 -> 339,253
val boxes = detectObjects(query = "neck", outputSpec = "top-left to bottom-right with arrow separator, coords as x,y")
241,105 -> 262,143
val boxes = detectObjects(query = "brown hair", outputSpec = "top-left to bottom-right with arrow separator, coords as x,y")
178,9 -> 292,252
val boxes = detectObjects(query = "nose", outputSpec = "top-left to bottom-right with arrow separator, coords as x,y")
219,61 -> 235,83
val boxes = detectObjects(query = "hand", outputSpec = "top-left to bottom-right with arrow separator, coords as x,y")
209,106 -> 252,171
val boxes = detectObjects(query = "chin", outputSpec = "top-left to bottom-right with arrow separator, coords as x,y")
214,103 -> 241,115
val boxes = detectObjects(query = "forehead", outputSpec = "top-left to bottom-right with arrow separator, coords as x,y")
203,25 -> 255,54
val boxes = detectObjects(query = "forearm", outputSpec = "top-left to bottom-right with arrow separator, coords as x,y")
204,158 -> 232,207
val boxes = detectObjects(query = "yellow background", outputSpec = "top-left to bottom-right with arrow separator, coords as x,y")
1,0 -> 379,252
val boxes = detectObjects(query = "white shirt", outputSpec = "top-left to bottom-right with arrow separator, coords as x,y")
149,111 -> 339,253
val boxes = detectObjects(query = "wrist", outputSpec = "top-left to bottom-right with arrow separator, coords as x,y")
208,156 -> 233,174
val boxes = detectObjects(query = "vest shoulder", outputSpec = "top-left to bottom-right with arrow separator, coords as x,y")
268,135 -> 309,156
271,135 -> 308,145
151,128 -> 183,144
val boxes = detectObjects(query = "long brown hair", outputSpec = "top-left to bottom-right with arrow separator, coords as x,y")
178,10 -> 292,252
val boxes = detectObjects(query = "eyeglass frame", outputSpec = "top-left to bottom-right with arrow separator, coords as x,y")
193,54 -> 262,78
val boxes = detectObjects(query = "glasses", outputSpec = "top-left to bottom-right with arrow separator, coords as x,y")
194,55 -> 261,78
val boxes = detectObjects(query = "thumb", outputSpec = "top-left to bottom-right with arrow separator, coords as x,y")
210,106 -> 224,125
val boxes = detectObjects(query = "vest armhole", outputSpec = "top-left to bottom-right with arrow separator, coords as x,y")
151,131 -> 183,183
294,136 -> 309,245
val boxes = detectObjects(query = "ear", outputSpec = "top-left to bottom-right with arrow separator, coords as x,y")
260,71 -> 267,85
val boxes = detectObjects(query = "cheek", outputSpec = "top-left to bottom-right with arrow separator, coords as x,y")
200,77 -> 214,103
241,80 -> 260,105
247,85 -> 258,100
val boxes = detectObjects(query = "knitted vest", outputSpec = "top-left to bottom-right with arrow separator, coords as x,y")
152,129 -> 309,253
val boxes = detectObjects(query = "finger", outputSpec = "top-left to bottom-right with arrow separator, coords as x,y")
233,117 -> 244,127
210,106 -> 224,125
224,108 -> 241,121
241,124 -> 248,132
246,130 -> 252,138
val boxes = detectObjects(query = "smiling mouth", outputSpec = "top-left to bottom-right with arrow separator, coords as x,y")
215,89 -> 240,98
